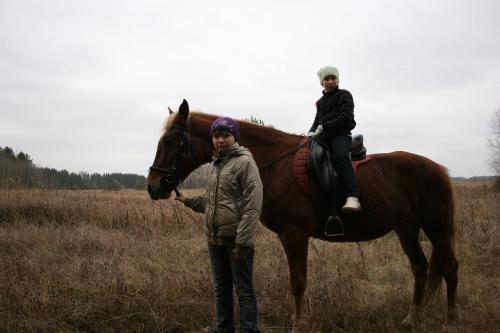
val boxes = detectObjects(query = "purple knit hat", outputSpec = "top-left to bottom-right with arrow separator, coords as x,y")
210,117 -> 240,141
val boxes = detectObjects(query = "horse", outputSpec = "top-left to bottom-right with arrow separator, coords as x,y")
147,100 -> 458,331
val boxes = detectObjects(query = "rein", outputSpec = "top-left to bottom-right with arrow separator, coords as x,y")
259,138 -> 310,172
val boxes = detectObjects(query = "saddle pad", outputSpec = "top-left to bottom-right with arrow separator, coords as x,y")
292,140 -> 322,201
292,139 -> 372,202
352,155 -> 372,175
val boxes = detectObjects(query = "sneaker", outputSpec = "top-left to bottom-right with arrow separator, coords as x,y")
342,196 -> 361,212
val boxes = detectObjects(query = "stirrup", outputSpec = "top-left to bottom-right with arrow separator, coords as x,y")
325,215 -> 345,237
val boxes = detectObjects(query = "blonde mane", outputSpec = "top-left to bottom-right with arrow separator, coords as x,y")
190,112 -> 303,138
161,112 -> 178,134
162,110 -> 303,140
162,110 -> 209,134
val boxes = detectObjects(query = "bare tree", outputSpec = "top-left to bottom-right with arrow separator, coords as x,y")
488,108 -> 500,175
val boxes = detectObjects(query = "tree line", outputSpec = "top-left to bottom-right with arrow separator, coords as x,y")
0,146 -> 146,190
1,117 -> 272,190
180,164 -> 209,189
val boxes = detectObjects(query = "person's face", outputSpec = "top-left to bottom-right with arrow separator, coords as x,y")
212,130 -> 236,151
322,75 -> 339,92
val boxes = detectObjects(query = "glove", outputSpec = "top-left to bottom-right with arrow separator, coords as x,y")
306,131 -> 315,137
312,125 -> 323,138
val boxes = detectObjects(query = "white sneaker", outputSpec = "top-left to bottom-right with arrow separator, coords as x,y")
342,196 -> 361,212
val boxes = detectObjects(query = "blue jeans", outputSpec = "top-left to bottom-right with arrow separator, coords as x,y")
208,244 -> 259,333
328,134 -> 359,198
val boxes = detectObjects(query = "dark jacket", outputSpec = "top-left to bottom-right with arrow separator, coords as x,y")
309,87 -> 356,137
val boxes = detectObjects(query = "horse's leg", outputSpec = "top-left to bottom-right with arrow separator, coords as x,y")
396,224 -> 428,328
279,225 -> 309,332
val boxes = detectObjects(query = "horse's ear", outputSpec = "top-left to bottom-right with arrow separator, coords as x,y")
168,107 -> 174,115
179,99 -> 189,119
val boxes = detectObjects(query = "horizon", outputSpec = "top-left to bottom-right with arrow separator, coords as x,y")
1,144 -> 496,180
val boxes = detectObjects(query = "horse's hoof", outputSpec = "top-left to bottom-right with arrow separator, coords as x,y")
446,308 -> 460,322
442,321 -> 461,332
401,315 -> 422,331
291,315 -> 308,333
401,316 -> 414,330
441,308 -> 461,331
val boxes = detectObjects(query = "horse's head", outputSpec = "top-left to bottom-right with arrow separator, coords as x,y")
147,99 -> 204,200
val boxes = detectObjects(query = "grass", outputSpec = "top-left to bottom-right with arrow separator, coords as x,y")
0,184 -> 498,332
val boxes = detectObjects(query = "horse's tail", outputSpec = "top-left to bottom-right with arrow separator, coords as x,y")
424,173 -> 456,302
449,194 -> 456,251
425,248 -> 443,302
442,164 -> 457,251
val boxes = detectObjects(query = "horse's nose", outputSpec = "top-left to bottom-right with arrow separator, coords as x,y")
147,184 -> 154,198
147,184 -> 161,200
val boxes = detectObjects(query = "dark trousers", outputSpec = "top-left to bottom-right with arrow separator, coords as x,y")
328,134 -> 359,198
208,244 -> 259,333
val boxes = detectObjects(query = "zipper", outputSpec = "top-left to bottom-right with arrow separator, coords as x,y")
211,163 -> 222,237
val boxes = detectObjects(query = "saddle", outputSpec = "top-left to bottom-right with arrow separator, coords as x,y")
292,134 -> 371,202
307,134 -> 367,193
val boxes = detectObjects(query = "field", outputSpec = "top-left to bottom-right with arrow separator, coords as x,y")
0,183 -> 498,332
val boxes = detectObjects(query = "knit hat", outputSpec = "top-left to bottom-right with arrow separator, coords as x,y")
210,117 -> 240,141
317,66 -> 339,84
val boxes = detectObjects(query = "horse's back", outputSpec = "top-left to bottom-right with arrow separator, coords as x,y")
363,151 -> 451,188
355,151 -> 453,231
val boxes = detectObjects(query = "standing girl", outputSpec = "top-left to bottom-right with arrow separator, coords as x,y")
176,117 -> 263,333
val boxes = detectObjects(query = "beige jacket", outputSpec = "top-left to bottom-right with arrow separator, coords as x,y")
185,143 -> 263,256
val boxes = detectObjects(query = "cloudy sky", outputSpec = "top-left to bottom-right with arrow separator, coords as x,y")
1,0 -> 499,177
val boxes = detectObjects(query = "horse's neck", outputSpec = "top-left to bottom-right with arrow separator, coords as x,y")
241,138 -> 295,167
190,114 -> 216,165
190,113 -> 302,169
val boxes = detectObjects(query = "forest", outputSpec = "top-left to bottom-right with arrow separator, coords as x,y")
0,146 -> 146,190
0,146 -> 209,190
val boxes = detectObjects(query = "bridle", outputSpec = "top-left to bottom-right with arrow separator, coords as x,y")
149,116 -> 193,188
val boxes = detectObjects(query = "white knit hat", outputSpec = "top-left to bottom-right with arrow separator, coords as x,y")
317,66 -> 339,84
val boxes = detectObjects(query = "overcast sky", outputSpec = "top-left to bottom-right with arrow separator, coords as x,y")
1,0 -> 499,177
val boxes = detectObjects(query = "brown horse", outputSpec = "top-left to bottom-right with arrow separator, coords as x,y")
147,100 -> 458,331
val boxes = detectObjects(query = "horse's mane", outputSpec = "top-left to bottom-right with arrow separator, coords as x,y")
189,112 -> 303,140
161,111 -> 303,151
162,112 -> 177,134
161,110 -> 204,134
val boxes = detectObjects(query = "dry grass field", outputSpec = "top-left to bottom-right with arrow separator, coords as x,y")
0,183 -> 498,332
